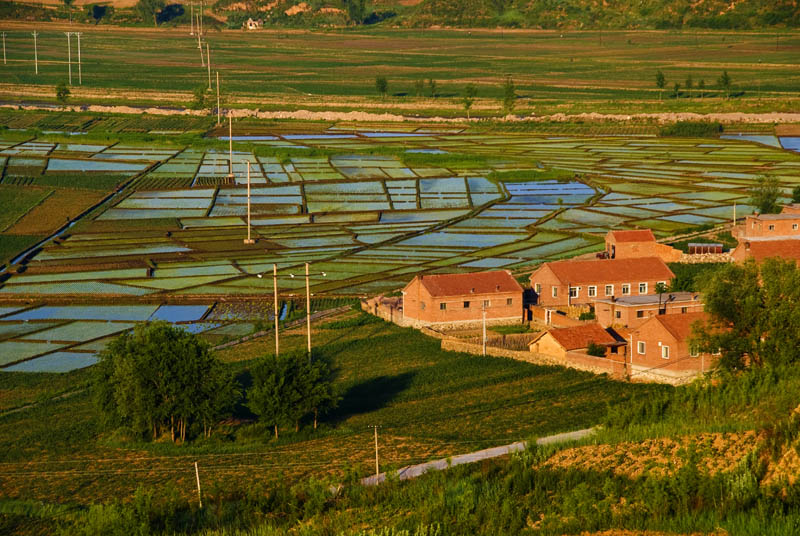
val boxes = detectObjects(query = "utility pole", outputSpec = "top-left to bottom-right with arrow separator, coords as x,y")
65,32 -> 72,85
306,262 -> 311,357
198,32 -> 204,66
244,161 -> 255,245
32,31 -> 38,74
76,32 -> 82,85
199,0 -> 203,36
369,426 -> 381,476
273,263 -> 279,356
190,2 -> 194,35
227,112 -> 233,178
204,41 -> 212,90
482,304 -> 487,356
2,32 -> 6,66
194,462 -> 203,508
216,71 -> 220,126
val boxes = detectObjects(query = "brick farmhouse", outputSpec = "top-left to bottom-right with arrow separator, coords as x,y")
402,270 -> 523,327
730,204 -> 800,264
529,257 -> 675,308
630,312 -> 717,378
595,291 -> 704,329
529,323 -> 625,359
605,229 -> 682,263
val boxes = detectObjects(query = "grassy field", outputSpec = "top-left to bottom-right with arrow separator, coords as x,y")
0,25 -> 798,115
0,312 -> 662,505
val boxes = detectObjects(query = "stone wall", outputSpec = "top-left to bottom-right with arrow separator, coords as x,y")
678,252 -> 732,264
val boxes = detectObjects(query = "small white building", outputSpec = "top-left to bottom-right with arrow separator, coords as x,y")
244,18 -> 263,30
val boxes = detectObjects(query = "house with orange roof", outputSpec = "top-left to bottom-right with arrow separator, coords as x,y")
595,292 -> 704,329
401,270 -> 523,327
731,239 -> 800,264
630,311 -> 717,380
605,229 -> 682,263
529,323 -> 626,360
529,257 -> 675,308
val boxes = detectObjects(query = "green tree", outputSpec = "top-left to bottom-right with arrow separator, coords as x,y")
463,83 -> 477,119
414,79 -> 424,97
428,78 -> 437,98
62,0 -> 75,23
672,82 -> 680,99
375,76 -> 388,98
685,74 -> 693,98
792,185 -> 800,204
698,79 -> 705,99
750,175 -> 781,214
93,322 -> 238,442
55,82 -> 70,105
343,0 -> 366,24
718,70 -> 732,99
502,76 -> 515,114
190,85 -> 207,110
135,0 -> 164,26
694,259 -> 800,371
655,281 -> 668,312
655,70 -> 666,101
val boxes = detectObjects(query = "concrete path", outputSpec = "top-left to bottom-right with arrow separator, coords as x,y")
360,427 -> 596,486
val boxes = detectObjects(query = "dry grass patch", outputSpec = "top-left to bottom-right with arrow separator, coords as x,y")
5,189 -> 106,235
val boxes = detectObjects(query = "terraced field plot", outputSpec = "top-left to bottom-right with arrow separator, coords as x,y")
1,130 -> 798,299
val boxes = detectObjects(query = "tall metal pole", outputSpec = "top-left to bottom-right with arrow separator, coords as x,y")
2,33 -> 6,65
243,161 -> 254,244
216,71 -> 220,126
198,30 -> 204,65
194,462 -> 203,508
190,2 -> 194,35
206,42 -> 211,90
32,31 -> 38,74
373,426 -> 380,476
199,0 -> 203,36
227,113 -> 233,177
273,263 -> 279,356
306,262 -> 311,358
77,33 -> 82,85
65,32 -> 72,85
482,306 -> 487,356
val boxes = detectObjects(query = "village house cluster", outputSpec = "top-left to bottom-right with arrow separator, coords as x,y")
368,210 -> 800,384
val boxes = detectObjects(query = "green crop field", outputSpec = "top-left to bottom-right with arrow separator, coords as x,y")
0,313 -> 661,505
0,27 -> 798,116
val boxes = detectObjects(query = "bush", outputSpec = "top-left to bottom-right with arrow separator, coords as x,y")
586,341 -> 606,357
579,311 -> 596,321
659,121 -> 723,138
319,313 -> 381,330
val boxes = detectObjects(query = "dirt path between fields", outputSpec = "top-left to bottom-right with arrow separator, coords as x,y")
4,100 -> 800,125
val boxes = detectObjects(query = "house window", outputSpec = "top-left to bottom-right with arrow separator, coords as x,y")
506,298 -> 513,306
569,287 -> 578,298
636,310 -> 644,318
681,307 -> 688,314
768,225 -> 775,231
605,284 -> 613,296
662,345 -> 670,359
657,281 -> 667,289
622,284 -> 630,295
552,286 -> 558,298
794,224 -> 798,231
463,301 -> 470,308
615,311 -> 621,319
588,286 -> 597,297
420,302 -> 426,310
483,300 -> 490,308
689,344 -> 699,357
440,303 -> 446,310
637,341 -> 646,354
535,283 -> 542,294
639,282 -> 648,294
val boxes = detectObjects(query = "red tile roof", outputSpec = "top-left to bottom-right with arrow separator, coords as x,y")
537,323 -> 618,350
652,312 -> 709,341
608,229 -> 656,243
737,240 -> 800,263
532,257 -> 674,285
415,270 -> 523,298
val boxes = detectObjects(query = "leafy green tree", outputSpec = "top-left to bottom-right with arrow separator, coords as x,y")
672,82 -> 681,98
343,0 -> 366,24
55,82 -> 70,105
717,70 -> 732,99
135,0 -> 165,26
655,70 -> 666,101
694,259 -> 800,371
62,0 -> 75,23
414,79 -> 424,97
655,281 -> 668,312
93,322 -> 238,442
792,185 -> 800,204
247,354 -> 291,438
502,76 -> 515,114
375,76 -> 388,98
685,74 -> 693,98
463,83 -> 477,119
428,78 -> 437,98
750,175 -> 781,214
586,341 -> 606,357
190,85 -> 207,110
697,79 -> 705,99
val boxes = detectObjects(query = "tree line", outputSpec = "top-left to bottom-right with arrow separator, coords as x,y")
655,69 -> 734,100
94,322 -> 338,443
374,76 -> 517,116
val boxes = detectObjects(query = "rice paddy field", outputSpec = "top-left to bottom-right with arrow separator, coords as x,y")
1,120 -> 800,373
0,26 -> 799,115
